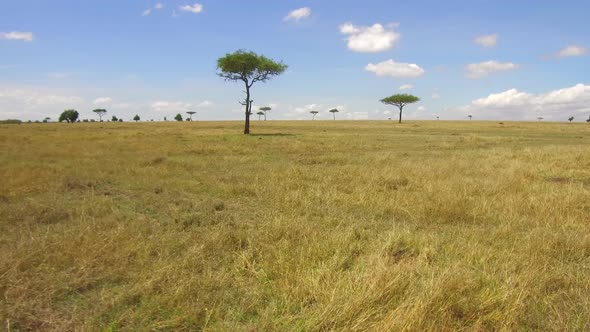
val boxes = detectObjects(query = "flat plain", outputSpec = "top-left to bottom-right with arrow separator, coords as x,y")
1,120 -> 589,331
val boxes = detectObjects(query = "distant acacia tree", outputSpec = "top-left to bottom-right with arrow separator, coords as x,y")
568,116 -> 575,123
259,106 -> 271,120
537,116 -> 544,121
256,111 -> 265,120
118,119 -> 123,122
436,115 -> 440,120
587,116 -> 590,123
468,114 -> 473,120
380,94 -> 420,123
310,110 -> 319,120
186,111 -> 196,121
133,114 -> 140,122
329,108 -> 339,120
217,50 -> 287,134
43,117 -> 51,123
175,114 -> 183,121
111,115 -> 118,122
59,109 -> 79,123
93,109 -> 107,122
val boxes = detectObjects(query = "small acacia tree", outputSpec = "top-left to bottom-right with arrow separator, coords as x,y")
217,50 -> 287,134
259,106 -> 271,121
468,115 -> 473,120
175,114 -> 183,122
329,108 -> 339,120
587,116 -> 590,123
380,94 -> 420,123
111,115 -> 118,122
187,111 -> 196,121
133,114 -> 140,122
310,110 -> 319,120
93,109 -> 107,122
256,111 -> 265,120
59,109 -> 79,123
568,116 -> 575,123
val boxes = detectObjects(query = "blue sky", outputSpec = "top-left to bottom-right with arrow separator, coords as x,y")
1,0 -> 589,121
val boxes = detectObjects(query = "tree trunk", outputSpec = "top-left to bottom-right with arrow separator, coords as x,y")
264,112 -> 267,121
244,86 -> 251,134
398,106 -> 403,123
333,113 -> 335,120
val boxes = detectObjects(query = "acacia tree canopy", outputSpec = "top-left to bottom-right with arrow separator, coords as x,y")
380,94 -> 420,123
217,50 -> 287,134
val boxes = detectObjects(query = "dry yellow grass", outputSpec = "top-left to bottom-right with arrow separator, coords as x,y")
1,120 -> 589,331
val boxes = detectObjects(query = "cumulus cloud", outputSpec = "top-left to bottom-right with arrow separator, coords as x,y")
399,84 -> 414,91
179,4 -> 203,13
151,100 -> 211,112
284,7 -> 311,22
466,60 -> 519,79
452,84 -> 590,120
0,31 -> 34,42
557,45 -> 587,57
339,23 -> 400,52
474,34 -> 498,48
0,87 -> 84,120
365,59 -> 425,78
93,97 -> 113,105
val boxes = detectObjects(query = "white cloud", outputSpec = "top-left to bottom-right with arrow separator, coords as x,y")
0,31 -> 34,42
474,34 -> 498,48
417,106 -> 427,111
365,59 -> 425,78
466,60 -> 519,79
151,101 -> 193,112
93,97 -> 113,105
143,3 -> 165,16
197,100 -> 213,107
284,7 -> 311,22
339,23 -> 400,52
180,4 -> 203,14
557,45 -> 587,58
0,87 -> 84,120
452,84 -> 590,120
399,84 -> 414,91
432,92 -> 440,99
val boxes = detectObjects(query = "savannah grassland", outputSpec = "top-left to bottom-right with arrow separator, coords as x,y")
0,120 -> 589,331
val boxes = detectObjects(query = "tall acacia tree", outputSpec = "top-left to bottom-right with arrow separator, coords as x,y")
310,110 -> 319,120
217,50 -> 287,134
186,111 -> 196,121
329,108 -> 339,120
380,94 -> 420,123
93,109 -> 107,122
259,106 -> 271,121
256,111 -> 265,120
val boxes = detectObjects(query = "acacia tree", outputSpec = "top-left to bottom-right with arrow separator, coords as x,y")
217,50 -> 287,134
380,94 -> 420,123
256,111 -> 265,120
329,108 -> 339,120
93,109 -> 107,122
59,109 -> 79,123
587,116 -> 590,123
175,114 -> 183,122
468,115 -> 473,120
187,111 -> 196,121
310,110 -> 319,120
537,116 -> 544,121
133,114 -> 140,122
111,115 -> 118,122
259,106 -> 271,121
568,116 -> 575,123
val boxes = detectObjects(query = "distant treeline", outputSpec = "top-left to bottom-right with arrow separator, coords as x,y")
0,119 -> 22,124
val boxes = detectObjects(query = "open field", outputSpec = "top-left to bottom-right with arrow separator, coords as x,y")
1,120 -> 589,331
